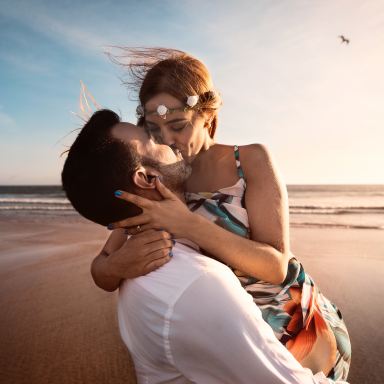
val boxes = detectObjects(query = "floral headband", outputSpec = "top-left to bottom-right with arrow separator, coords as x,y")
136,90 -> 217,120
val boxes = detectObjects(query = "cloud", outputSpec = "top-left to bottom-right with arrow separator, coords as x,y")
0,0 -> 203,59
0,1 -> 108,55
0,50 -> 53,74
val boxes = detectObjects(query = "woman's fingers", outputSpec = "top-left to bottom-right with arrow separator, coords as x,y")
133,229 -> 172,244
143,253 -> 172,275
115,190 -> 152,208
109,213 -> 150,230
142,238 -> 174,255
155,177 -> 176,199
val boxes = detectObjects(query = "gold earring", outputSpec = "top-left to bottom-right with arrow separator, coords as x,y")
205,119 -> 212,128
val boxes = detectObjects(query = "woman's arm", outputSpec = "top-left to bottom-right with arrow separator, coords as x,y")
91,229 -> 126,292
91,229 -> 174,292
180,144 -> 290,284
111,144 -> 290,285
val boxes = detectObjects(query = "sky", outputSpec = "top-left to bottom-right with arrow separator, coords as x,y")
0,0 -> 383,185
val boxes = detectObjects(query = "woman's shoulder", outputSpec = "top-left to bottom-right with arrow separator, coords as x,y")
237,144 -> 278,182
238,143 -> 272,165
210,143 -> 273,175
237,143 -> 270,156
212,143 -> 270,157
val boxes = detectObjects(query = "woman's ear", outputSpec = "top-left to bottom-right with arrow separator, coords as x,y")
203,113 -> 214,129
132,166 -> 157,189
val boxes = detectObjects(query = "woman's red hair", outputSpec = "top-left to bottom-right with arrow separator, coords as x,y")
107,47 -> 222,138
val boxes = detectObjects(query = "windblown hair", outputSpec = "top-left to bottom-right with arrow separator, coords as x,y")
107,47 -> 222,138
61,109 -> 142,226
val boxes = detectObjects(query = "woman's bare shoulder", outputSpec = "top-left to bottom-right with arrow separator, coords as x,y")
240,144 -> 288,208
210,143 -> 276,181
238,144 -> 287,194
213,143 -> 270,158
238,143 -> 269,155
238,144 -> 273,171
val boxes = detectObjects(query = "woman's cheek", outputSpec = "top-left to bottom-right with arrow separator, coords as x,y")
188,141 -> 196,157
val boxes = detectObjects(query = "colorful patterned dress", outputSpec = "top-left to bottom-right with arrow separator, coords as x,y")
185,145 -> 351,381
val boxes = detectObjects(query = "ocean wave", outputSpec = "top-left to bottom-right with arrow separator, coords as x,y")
0,205 -> 74,211
290,206 -> 384,214
0,197 -> 70,204
291,222 -> 384,230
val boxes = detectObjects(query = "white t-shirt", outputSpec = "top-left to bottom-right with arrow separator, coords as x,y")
118,243 -> 347,384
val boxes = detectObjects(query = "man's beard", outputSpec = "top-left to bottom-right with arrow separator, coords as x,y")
142,157 -> 192,194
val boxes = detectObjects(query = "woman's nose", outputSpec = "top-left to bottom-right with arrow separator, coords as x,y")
161,130 -> 175,146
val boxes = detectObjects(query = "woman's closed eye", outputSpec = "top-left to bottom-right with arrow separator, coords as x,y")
169,123 -> 188,132
145,121 -> 189,138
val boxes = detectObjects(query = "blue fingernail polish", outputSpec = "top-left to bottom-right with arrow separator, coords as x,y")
114,190 -> 122,197
169,250 -> 173,257
107,224 -> 114,230
172,239 -> 176,245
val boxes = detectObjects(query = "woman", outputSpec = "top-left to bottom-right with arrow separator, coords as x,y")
91,48 -> 350,380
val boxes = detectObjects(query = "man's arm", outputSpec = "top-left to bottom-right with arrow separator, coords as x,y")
168,267 -> 347,384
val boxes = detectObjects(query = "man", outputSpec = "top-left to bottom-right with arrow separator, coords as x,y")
62,109 -> 346,384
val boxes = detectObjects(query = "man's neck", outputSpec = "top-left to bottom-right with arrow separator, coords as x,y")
141,189 -> 185,204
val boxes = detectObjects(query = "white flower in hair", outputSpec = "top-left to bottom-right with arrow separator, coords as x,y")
157,105 -> 168,117
186,95 -> 199,108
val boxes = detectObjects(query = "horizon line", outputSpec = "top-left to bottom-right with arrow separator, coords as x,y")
1,183 -> 383,187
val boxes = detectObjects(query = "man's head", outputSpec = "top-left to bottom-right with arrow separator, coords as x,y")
62,109 -> 190,226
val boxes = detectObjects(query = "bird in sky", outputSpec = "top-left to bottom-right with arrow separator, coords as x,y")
338,35 -> 350,44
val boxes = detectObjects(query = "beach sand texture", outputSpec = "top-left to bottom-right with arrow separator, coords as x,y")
1,214 -> 383,384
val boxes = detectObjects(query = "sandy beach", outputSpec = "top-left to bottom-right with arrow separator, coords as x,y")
1,213 -> 383,384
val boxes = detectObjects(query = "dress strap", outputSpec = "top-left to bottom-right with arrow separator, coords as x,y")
234,145 -> 245,179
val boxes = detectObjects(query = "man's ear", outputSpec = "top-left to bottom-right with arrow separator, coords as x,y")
132,166 -> 158,189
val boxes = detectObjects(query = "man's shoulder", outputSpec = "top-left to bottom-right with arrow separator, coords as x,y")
119,243 -> 236,306
173,243 -> 237,282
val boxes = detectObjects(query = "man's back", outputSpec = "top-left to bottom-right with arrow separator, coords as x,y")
118,242 -> 227,383
118,243 -> 342,384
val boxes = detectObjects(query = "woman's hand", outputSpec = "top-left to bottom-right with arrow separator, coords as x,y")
91,228 -> 174,291
109,178 -> 193,237
106,229 -> 174,278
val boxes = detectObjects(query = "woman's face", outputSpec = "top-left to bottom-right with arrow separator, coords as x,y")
143,93 -> 212,163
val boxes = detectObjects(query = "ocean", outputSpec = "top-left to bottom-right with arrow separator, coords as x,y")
0,185 -> 383,230
288,185 -> 384,230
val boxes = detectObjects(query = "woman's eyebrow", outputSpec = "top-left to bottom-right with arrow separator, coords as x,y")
165,118 -> 188,125
145,118 -> 188,127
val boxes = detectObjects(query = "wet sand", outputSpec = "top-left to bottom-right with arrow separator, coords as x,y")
0,213 -> 383,383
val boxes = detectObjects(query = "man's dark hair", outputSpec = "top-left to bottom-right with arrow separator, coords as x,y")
62,109 -> 142,226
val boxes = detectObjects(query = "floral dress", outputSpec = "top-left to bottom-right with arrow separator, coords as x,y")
185,145 -> 351,381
